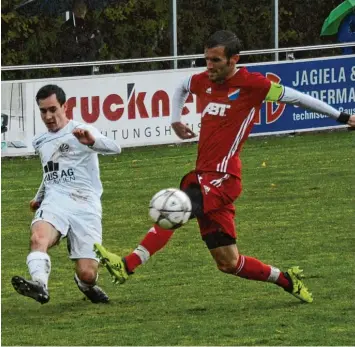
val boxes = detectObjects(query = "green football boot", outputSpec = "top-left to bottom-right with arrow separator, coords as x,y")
285,266 -> 313,303
94,243 -> 129,285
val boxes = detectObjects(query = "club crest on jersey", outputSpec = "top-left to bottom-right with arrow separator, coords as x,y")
206,87 -> 212,94
202,102 -> 231,118
59,143 -> 70,153
228,88 -> 240,101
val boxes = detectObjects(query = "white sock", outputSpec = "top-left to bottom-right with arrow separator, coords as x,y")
133,245 -> 150,264
267,266 -> 281,283
26,251 -> 51,288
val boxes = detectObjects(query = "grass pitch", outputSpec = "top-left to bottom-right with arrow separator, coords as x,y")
1,131 -> 354,346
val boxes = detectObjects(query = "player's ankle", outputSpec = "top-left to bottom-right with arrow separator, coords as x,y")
277,272 -> 293,292
122,257 -> 135,275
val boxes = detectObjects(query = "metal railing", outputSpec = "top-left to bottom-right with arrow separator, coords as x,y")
1,42 -> 354,71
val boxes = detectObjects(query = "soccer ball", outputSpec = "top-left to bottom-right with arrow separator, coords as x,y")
149,188 -> 192,229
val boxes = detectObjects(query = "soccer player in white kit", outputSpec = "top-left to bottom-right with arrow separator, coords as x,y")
11,84 -> 121,304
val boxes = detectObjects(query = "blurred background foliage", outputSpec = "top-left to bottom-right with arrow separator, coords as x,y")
1,0 -> 341,80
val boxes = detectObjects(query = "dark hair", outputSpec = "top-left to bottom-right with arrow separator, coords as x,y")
36,84 -> 66,105
205,30 -> 242,58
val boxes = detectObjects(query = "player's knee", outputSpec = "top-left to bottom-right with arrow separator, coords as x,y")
30,221 -> 59,251
216,259 -> 238,274
76,259 -> 98,284
77,268 -> 97,285
30,229 -> 51,250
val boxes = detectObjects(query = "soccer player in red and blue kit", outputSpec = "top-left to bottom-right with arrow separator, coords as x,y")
94,31 -> 355,303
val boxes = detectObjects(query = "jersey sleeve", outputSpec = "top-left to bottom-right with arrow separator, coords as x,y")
171,76 -> 191,123
245,72 -> 272,105
189,73 -> 203,95
265,83 -> 342,120
32,133 -> 46,152
76,124 -> 121,154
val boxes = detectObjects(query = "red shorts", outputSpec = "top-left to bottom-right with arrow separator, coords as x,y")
180,171 -> 242,239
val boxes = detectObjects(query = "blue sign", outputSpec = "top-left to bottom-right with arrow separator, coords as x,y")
246,55 -> 355,134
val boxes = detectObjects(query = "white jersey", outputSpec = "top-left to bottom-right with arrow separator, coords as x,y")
32,120 -> 121,212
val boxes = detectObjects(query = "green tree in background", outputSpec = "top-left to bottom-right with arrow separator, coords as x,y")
1,0 -> 62,79
1,0 -> 343,80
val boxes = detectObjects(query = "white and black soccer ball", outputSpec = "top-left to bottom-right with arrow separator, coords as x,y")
149,188 -> 192,229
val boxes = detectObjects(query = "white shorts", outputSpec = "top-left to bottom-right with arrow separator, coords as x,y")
32,200 -> 102,260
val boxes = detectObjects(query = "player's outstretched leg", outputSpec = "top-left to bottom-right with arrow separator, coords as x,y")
11,276 -> 50,304
233,255 -> 313,303
74,274 -> 109,303
94,224 -> 174,284
211,242 -> 313,303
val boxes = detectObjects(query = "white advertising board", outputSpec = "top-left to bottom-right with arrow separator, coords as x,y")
1,55 -> 353,157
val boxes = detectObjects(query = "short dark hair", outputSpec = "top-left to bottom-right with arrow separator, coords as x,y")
205,30 -> 242,58
36,84 -> 66,105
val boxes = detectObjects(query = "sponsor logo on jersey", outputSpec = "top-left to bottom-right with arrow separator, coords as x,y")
228,88 -> 240,100
43,160 -> 75,184
202,102 -> 231,118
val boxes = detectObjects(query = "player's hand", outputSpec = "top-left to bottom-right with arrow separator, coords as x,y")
72,128 -> 95,146
171,122 -> 197,140
347,115 -> 355,128
30,199 -> 41,212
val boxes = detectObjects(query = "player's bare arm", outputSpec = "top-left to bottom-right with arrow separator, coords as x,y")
265,82 -> 355,127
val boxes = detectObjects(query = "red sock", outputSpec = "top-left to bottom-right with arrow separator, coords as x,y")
124,224 -> 174,273
235,255 -> 271,281
124,253 -> 142,273
235,255 -> 291,290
